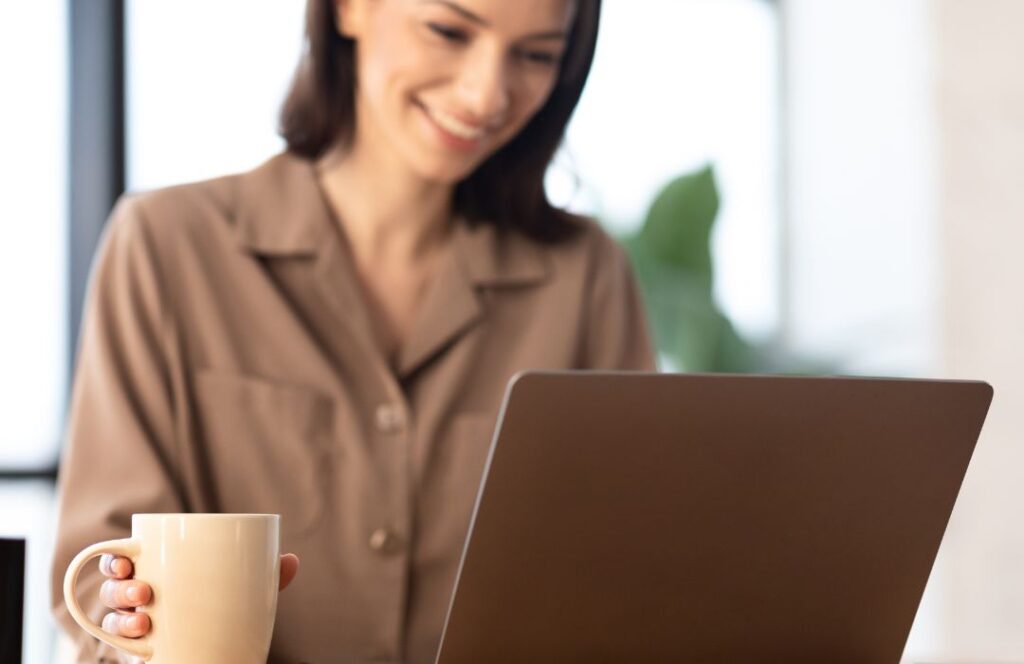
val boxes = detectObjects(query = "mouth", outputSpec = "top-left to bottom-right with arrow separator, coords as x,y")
416,99 -> 490,151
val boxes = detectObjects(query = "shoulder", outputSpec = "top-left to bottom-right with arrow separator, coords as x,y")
88,180 -> 235,318
89,174 -> 236,313
104,152 -> 313,264
109,168 -> 241,254
536,212 -> 633,279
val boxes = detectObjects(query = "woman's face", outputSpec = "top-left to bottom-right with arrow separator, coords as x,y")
337,0 -> 576,184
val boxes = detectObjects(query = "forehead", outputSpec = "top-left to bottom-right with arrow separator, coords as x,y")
414,0 -> 577,33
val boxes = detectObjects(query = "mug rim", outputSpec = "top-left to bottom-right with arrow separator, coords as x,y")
131,513 -> 279,519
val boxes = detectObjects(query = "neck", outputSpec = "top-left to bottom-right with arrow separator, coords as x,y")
316,138 -> 454,264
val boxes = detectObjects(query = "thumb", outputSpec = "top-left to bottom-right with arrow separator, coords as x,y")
279,553 -> 300,591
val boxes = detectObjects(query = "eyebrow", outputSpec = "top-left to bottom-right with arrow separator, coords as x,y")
421,0 -> 569,40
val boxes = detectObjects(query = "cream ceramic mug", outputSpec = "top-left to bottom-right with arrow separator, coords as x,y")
63,513 -> 280,663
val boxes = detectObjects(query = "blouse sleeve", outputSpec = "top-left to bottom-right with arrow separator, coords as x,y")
579,228 -> 659,372
50,195 -> 186,663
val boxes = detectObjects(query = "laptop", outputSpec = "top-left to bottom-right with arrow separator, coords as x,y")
434,372 -> 992,664
0,537 -> 25,663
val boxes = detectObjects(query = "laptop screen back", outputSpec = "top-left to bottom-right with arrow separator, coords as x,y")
0,537 -> 25,663
436,372 -> 992,664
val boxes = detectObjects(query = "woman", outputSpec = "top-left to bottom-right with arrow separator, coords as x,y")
51,0 -> 655,661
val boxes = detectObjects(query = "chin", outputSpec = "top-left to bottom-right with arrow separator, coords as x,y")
414,158 -> 480,186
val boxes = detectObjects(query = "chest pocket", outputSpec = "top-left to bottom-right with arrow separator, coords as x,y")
193,369 -> 335,537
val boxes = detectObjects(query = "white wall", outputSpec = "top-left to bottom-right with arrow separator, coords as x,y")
935,0 -> 1024,658
782,0 -> 936,376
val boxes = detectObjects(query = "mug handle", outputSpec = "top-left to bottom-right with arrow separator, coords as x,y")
63,538 -> 155,661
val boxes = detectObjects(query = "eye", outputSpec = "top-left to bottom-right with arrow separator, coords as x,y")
517,49 -> 562,66
427,22 -> 468,43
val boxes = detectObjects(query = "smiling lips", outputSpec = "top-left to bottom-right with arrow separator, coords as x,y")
418,100 -> 494,149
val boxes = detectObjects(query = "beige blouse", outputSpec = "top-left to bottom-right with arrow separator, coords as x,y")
51,152 -> 657,663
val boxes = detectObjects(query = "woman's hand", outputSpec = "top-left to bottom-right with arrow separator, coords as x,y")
98,552 -> 301,638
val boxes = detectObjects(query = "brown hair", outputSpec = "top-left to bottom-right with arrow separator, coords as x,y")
278,0 -> 601,242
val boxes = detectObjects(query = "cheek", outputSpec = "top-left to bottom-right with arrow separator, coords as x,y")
356,17 -> 428,108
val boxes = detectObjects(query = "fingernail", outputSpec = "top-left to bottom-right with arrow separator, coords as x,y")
126,586 -> 141,602
128,615 -> 143,630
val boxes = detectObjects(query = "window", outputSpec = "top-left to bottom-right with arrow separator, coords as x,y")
0,0 -> 68,471
551,0 -> 780,342
0,0 -> 67,661
125,0 -> 306,190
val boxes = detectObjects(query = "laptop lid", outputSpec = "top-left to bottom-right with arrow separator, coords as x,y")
435,372 -> 992,664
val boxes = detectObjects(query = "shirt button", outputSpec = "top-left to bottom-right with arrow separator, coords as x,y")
369,528 -> 399,554
374,403 -> 406,434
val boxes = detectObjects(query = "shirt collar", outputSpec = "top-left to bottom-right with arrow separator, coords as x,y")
233,151 -> 551,287
234,152 -> 328,256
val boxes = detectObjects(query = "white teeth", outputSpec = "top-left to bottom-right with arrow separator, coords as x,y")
425,105 -> 486,141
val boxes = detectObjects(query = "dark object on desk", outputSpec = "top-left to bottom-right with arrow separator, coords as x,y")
0,538 -> 25,663
436,372 -> 993,664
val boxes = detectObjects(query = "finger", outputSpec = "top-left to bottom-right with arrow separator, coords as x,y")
279,553 -> 300,591
100,579 -> 152,609
101,610 -> 150,638
99,555 -> 133,579
110,556 -> 133,578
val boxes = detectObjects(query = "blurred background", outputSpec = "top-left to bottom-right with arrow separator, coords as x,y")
1,0 -> 1021,662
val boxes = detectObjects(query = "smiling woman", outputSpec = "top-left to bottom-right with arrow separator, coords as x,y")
281,0 -> 600,240
51,1 -> 658,663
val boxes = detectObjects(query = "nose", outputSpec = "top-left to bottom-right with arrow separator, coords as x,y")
455,46 -> 511,125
